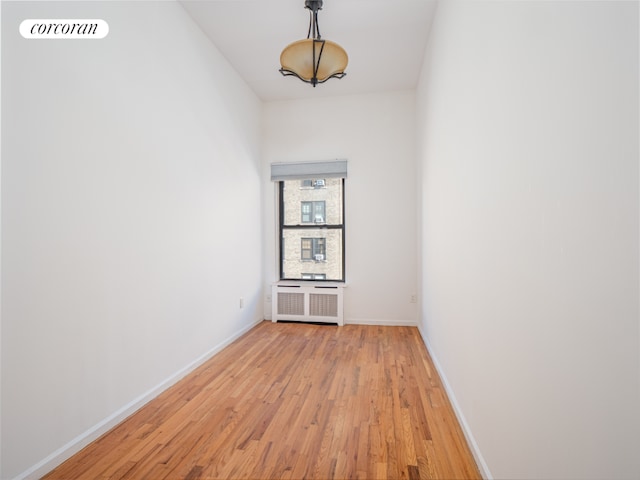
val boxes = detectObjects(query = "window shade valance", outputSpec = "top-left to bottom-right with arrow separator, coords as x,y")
270,160 -> 348,181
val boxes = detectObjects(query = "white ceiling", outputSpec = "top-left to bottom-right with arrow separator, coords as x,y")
180,0 -> 438,102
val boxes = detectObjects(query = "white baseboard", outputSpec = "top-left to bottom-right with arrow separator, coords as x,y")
14,317 -> 264,480
345,317 -> 418,326
416,326 -> 493,480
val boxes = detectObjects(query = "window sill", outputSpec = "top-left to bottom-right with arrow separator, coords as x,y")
274,280 -> 346,287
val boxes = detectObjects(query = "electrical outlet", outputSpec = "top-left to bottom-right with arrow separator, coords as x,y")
266,294 -> 272,303
410,294 -> 417,304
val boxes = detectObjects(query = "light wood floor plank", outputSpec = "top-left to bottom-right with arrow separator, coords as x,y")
43,321 -> 481,479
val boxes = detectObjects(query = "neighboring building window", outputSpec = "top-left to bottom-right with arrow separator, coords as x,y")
300,179 -> 326,188
301,201 -> 325,223
279,177 -> 345,281
301,238 -> 326,261
302,273 -> 326,280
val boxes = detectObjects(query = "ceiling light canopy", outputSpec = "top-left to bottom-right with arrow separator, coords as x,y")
279,0 -> 348,87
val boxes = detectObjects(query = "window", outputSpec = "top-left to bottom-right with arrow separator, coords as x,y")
272,160 -> 346,282
302,273 -> 326,280
301,179 -> 326,188
301,201 -> 325,223
301,238 -> 326,260
278,177 -> 345,281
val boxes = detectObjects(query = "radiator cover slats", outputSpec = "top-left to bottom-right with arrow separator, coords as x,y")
309,293 -> 338,317
277,292 -> 305,315
272,284 -> 344,326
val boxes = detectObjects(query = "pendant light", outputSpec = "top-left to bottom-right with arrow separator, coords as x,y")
279,0 -> 348,87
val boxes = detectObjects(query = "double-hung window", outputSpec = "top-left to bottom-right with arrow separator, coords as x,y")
272,161 -> 346,282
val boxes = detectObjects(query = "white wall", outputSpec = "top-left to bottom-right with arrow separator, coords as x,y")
262,91 -> 418,325
417,1 -> 639,479
1,2 -> 263,478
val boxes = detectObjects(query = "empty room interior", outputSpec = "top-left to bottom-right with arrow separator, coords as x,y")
1,1 -> 639,479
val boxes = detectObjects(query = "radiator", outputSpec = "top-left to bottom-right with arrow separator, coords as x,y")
272,284 -> 344,326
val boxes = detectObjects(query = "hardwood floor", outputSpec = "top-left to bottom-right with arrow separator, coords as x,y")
43,321 -> 481,479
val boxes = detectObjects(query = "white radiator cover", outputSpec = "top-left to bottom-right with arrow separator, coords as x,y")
272,283 -> 344,326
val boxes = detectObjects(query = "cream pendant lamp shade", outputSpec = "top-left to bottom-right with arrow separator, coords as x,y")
279,0 -> 347,87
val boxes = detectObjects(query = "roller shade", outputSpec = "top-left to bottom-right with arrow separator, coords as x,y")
271,160 -> 348,181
